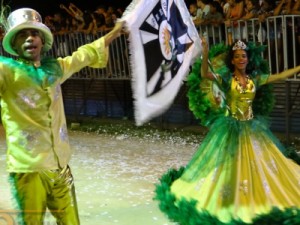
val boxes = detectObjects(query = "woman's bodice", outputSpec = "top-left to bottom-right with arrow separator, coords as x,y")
227,77 -> 256,121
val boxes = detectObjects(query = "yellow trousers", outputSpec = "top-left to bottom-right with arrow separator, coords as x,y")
9,166 -> 80,225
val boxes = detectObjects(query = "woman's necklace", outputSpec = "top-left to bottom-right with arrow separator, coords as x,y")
233,74 -> 250,94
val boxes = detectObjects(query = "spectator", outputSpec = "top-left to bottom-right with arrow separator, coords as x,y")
59,3 -> 85,32
116,7 -> 124,18
194,0 -> 211,26
223,0 -> 231,14
291,0 -> 300,14
50,12 -> 69,35
240,0 -> 259,40
274,0 -> 293,15
44,15 -> 55,33
202,1 -> 224,26
225,0 -> 245,44
60,3 -> 83,22
203,1 -> 225,43
105,6 -> 118,28
189,3 -> 199,21
214,0 -> 227,8
257,0 -> 276,43
46,12 -> 70,57
242,0 -> 259,20
80,10 -> 95,34
68,16 -> 81,33
94,5 -> 108,31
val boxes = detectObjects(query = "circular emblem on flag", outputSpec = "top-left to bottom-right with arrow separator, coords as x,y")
159,20 -> 174,60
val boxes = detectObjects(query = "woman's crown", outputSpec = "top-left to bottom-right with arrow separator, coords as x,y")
232,40 -> 247,50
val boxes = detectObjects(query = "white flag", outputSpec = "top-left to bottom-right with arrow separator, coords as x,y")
121,0 -> 202,125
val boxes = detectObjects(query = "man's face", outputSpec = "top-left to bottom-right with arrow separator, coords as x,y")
12,29 -> 44,62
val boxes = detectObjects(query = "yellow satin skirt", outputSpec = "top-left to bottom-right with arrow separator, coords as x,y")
170,117 -> 300,223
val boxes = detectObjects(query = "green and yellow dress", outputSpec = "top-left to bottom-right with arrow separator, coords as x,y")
155,44 -> 300,225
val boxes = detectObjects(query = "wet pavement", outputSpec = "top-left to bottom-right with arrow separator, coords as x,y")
0,126 -> 199,225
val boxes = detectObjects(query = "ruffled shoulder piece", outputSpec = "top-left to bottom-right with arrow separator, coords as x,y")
187,43 -> 229,127
0,56 -> 63,86
0,56 -> 62,78
0,56 -> 19,67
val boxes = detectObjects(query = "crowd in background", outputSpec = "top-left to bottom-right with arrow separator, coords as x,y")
190,0 -> 300,70
0,3 -> 125,38
0,0 -> 299,70
0,1 -> 298,38
44,3 -> 124,35
189,0 -> 300,43
45,0 -> 300,36
190,0 -> 300,27
42,0 -> 300,53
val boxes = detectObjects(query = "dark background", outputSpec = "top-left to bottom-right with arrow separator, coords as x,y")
4,0 -> 131,15
3,0 -> 193,17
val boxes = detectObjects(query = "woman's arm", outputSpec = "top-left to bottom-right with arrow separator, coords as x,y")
200,37 -> 216,80
266,65 -> 300,83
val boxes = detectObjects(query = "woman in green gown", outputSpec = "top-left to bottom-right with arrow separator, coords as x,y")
155,38 -> 300,225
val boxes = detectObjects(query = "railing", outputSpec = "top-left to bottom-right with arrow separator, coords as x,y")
0,15 -> 298,80
0,16 -> 300,138
48,31 -> 131,80
0,30 -> 132,80
197,15 -> 300,76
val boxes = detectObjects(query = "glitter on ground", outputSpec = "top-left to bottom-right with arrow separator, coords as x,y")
0,124 -> 199,225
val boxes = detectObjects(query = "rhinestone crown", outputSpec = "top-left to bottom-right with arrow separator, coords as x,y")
232,40 -> 247,50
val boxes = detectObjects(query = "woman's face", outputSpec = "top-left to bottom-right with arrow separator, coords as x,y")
231,49 -> 248,71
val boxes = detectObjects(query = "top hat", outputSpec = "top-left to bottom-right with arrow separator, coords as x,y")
2,8 -> 53,56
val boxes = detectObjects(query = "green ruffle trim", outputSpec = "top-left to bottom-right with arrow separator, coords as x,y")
187,44 -> 229,126
187,59 -> 223,126
154,168 -> 300,225
187,42 -> 275,127
285,146 -> 300,165
0,56 -> 63,85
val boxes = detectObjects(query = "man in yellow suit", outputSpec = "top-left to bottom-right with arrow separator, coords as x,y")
0,7 -> 123,225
